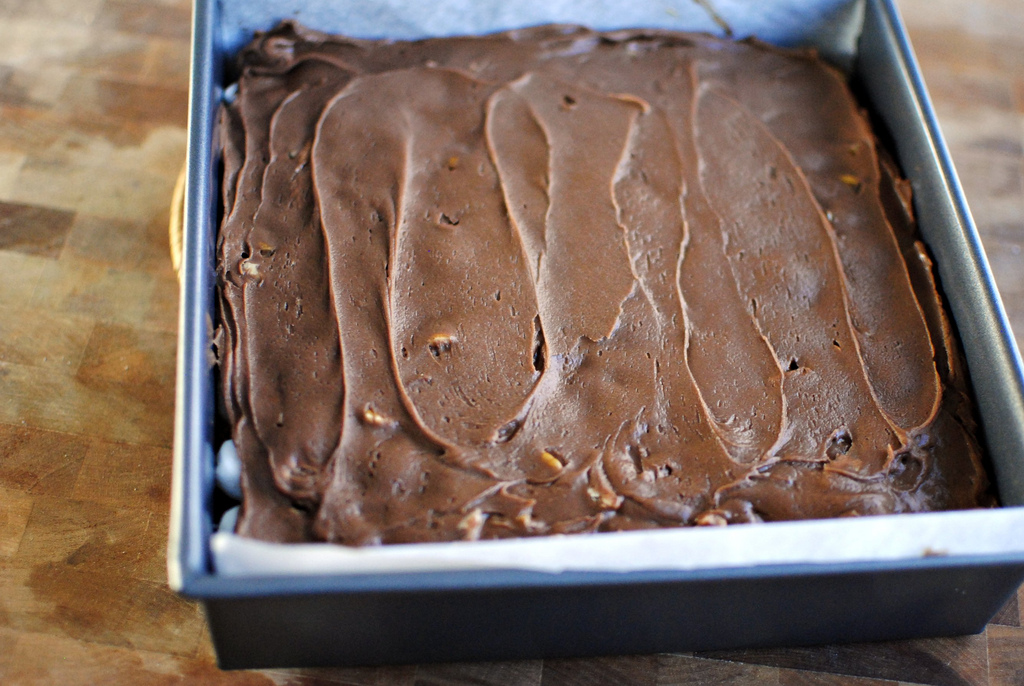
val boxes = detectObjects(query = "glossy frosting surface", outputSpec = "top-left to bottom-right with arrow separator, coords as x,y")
217,22 -> 993,545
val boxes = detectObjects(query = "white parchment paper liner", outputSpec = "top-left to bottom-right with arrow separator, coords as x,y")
212,509 -> 1024,577
220,0 -> 865,67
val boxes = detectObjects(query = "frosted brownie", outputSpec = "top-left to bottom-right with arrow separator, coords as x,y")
216,22 -> 993,545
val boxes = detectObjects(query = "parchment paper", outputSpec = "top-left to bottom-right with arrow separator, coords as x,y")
220,0 -> 865,68
213,508 -> 1024,577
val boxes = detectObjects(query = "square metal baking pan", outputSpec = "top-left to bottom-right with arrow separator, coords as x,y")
169,0 -> 1024,669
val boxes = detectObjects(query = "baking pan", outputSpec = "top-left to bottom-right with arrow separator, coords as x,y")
169,0 -> 1024,668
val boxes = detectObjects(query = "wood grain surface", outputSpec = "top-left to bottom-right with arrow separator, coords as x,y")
0,0 -> 1022,683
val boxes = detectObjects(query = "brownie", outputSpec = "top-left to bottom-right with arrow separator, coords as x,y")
216,22 -> 993,545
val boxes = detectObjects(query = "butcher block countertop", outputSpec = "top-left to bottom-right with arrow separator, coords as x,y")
1,0 -> 1023,683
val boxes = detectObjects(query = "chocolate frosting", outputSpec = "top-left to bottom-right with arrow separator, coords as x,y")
216,22 -> 993,545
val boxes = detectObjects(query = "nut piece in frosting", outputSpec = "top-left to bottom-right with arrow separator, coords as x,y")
539,450 -> 564,472
214,21 -> 994,546
361,406 -> 395,429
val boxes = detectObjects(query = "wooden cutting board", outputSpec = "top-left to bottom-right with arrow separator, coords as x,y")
1,0 -> 1022,683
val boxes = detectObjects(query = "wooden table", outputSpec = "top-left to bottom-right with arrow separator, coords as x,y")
0,0 -> 1021,683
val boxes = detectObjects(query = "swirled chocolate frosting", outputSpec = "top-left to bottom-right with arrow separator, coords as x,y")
216,22 -> 994,545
